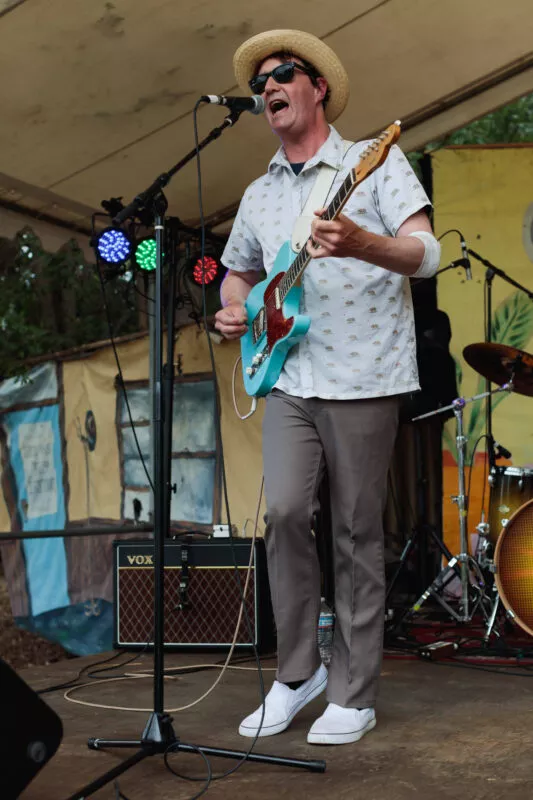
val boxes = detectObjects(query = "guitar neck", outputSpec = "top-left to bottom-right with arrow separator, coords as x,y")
275,124 -> 401,303
278,167 -> 360,301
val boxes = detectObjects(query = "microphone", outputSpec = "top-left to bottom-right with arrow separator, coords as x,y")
459,234 -> 472,280
447,258 -> 471,270
494,440 -> 512,460
201,94 -> 265,115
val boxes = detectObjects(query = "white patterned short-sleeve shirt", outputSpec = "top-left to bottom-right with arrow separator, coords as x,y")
221,125 -> 433,400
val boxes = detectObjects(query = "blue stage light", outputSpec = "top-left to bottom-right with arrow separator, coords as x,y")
95,227 -> 132,265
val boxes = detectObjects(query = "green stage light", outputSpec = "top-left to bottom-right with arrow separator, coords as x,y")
135,238 -> 157,271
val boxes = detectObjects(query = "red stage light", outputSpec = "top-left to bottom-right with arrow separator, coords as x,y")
193,256 -> 218,285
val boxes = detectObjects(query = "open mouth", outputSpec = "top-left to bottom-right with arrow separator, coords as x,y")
269,99 -> 289,116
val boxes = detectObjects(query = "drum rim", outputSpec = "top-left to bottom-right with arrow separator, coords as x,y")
494,496 -> 533,638
491,466 -> 533,477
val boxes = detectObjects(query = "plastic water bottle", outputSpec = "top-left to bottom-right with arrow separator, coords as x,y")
317,598 -> 335,666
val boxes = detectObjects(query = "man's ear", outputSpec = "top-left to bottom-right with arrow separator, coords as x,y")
316,76 -> 328,105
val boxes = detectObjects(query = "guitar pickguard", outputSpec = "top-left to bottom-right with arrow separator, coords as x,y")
263,272 -> 294,352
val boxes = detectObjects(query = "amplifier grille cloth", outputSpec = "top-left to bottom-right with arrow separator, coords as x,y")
118,568 -> 256,644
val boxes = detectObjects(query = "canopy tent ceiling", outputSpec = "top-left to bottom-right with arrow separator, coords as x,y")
0,0 -> 532,237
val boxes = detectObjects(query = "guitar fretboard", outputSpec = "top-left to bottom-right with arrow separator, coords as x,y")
277,168 -> 356,302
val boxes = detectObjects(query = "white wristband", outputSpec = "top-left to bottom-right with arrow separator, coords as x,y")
408,231 -> 441,278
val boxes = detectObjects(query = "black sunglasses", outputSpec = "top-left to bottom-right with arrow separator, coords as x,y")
249,61 -> 315,95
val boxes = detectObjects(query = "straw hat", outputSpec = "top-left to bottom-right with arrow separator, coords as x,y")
233,29 -> 349,123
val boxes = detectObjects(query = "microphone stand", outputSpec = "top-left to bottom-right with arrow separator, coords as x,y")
467,248 -> 533,467
113,107 -> 238,227
68,108 -> 325,799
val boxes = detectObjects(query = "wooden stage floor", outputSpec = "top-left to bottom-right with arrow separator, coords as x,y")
17,650 -> 533,800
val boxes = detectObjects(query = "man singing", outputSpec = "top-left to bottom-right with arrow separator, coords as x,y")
215,29 -> 440,745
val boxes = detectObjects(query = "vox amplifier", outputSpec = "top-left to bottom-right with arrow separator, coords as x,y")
113,537 -> 275,652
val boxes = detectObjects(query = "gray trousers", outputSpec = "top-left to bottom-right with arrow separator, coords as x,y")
262,389 -> 399,708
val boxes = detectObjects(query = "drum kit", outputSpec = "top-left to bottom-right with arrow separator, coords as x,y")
406,340 -> 533,641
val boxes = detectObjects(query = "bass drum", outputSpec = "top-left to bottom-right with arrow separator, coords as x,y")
489,466 -> 533,545
494,498 -> 533,637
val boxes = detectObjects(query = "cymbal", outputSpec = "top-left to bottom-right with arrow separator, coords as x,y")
463,342 -> 533,397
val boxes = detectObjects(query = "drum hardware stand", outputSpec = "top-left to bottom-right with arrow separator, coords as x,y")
68,108 -> 325,800
385,521 -> 459,614
470,353 -> 526,643
483,582 -> 501,643
474,514 -> 492,570
404,385 -> 512,625
481,572 -> 522,644
469,515 -> 500,641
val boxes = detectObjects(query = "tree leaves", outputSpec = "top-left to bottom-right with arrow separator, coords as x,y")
0,227 -> 140,379
407,92 -> 533,174
442,94 -> 533,147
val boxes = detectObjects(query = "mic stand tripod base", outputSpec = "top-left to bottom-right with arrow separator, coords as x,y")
406,552 -> 487,625
66,712 -> 325,798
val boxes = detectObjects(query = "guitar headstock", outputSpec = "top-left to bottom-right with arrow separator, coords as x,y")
353,121 -> 402,184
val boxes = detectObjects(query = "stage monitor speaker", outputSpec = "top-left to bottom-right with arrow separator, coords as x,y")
113,537 -> 276,653
0,657 -> 63,799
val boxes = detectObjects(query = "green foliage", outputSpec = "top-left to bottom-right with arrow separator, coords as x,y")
407,92 -> 533,177
0,227 -> 140,379
440,93 -> 533,146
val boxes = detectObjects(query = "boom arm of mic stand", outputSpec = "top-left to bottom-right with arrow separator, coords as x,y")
113,108 -> 243,225
467,248 -> 533,301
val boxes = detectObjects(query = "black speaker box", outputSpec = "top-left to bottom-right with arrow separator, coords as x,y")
0,657 -> 63,799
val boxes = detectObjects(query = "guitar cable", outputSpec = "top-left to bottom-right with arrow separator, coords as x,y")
231,355 -> 259,420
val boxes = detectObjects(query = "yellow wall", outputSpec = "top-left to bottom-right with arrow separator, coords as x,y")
62,336 -> 149,523
62,327 -> 266,533
433,145 -> 533,552
0,477 -> 9,533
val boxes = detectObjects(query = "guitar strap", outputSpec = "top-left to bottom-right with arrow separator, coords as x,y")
291,139 -> 356,253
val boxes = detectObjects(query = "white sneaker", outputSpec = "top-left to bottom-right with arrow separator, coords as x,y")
307,703 -> 376,745
238,663 -> 328,738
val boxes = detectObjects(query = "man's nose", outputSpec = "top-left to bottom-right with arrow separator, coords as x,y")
264,75 -> 281,93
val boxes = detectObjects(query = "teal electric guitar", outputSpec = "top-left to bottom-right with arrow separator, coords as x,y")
240,121 -> 401,397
